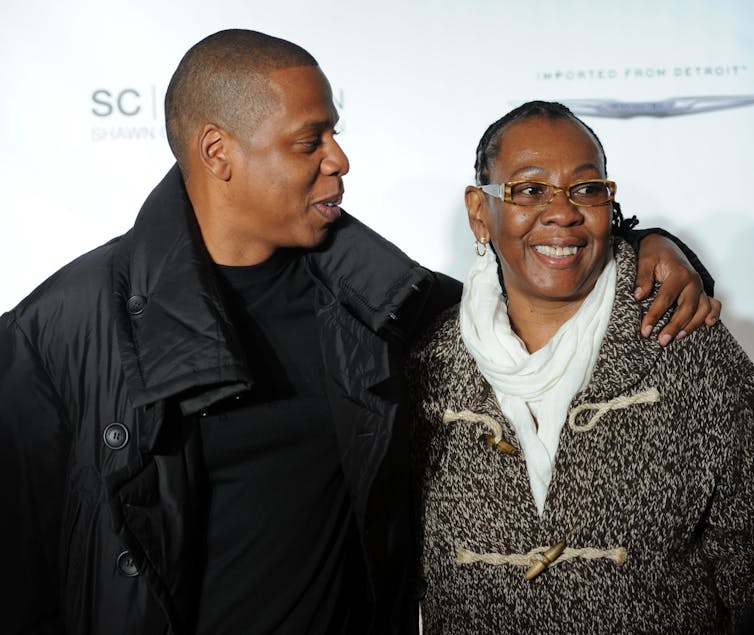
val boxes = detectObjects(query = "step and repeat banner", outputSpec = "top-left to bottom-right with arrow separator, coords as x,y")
2,0 -> 753,356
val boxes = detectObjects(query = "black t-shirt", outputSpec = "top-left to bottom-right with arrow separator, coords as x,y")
195,249 -> 368,634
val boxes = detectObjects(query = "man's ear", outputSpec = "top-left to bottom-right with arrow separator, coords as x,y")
197,123 -> 233,181
465,185 -> 489,242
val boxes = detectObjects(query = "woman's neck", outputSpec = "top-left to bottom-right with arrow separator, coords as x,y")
506,292 -> 585,353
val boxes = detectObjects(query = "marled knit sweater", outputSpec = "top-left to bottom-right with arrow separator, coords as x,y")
408,241 -> 754,634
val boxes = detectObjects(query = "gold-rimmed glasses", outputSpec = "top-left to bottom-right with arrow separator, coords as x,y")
479,179 -> 616,207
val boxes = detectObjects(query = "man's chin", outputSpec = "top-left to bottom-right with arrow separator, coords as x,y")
302,223 -> 336,252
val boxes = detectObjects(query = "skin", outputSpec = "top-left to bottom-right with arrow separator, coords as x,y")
178,63 -> 719,336
633,233 -> 720,342
184,65 -> 349,265
467,116 -> 721,348
467,117 -> 613,352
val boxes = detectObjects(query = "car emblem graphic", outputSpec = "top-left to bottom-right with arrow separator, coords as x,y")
561,95 -> 754,118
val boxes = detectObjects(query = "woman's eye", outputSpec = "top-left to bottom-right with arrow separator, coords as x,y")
575,183 -> 597,195
573,182 -> 608,198
519,184 -> 544,197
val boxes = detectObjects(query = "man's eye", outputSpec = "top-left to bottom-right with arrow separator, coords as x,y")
300,138 -> 322,150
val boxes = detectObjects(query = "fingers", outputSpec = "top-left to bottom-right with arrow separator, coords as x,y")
633,253 -> 657,302
641,281 -> 721,346
634,233 -> 720,345
656,290 -> 711,345
641,271 -> 698,344
633,232 -> 676,301
706,298 -> 722,326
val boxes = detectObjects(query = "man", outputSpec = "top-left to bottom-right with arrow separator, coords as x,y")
0,29 -> 717,634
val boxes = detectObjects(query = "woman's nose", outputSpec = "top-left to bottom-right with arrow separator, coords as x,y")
539,189 -> 584,225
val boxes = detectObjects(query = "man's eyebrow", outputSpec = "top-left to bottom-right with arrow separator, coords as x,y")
295,115 -> 340,132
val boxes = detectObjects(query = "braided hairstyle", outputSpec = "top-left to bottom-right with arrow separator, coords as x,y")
473,101 -> 636,233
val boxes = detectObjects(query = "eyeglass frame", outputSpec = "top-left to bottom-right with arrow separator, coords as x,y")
478,179 -> 617,207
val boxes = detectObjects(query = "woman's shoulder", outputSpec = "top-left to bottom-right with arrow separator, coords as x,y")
406,303 -> 468,399
409,303 -> 462,364
684,319 -> 754,393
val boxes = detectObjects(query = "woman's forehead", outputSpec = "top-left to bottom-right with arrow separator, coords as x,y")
492,117 -> 605,174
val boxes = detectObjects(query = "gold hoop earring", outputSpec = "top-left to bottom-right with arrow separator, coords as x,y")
474,239 -> 487,257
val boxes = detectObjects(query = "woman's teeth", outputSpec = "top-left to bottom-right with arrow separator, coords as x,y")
534,245 -> 578,257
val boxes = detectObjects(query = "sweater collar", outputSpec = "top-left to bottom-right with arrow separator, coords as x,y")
576,239 -> 667,403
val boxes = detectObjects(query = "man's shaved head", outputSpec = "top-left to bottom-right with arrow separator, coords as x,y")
165,29 -> 318,171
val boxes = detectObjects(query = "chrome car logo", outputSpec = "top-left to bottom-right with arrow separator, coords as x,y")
562,95 -> 754,118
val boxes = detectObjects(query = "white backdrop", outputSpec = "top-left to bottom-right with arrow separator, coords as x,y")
2,0 -> 753,357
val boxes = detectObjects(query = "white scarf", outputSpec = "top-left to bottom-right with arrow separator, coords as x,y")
459,248 -> 616,516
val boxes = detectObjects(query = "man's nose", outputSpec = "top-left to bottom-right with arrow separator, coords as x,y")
321,137 -> 350,176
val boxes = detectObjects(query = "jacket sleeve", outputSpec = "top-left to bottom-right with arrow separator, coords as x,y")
416,272 -> 462,334
0,312 -> 70,633
702,334 -> 754,629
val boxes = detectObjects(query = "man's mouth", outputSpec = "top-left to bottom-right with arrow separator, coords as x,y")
314,194 -> 343,222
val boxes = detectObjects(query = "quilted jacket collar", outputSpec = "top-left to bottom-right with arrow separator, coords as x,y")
307,212 -> 434,337
113,164 -> 434,411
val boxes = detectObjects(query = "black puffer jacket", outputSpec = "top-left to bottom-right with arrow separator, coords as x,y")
0,165 -> 461,634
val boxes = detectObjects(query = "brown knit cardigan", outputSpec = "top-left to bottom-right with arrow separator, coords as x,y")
408,240 -> 754,634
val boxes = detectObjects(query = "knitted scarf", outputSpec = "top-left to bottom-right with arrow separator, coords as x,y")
459,248 -> 616,515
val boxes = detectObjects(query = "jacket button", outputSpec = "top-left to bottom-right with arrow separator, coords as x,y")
524,541 -> 566,581
103,422 -> 129,450
481,433 -> 517,455
116,550 -> 140,577
126,295 -> 146,315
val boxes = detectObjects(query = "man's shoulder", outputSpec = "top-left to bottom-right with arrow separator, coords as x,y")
310,211 -> 462,335
314,211 -> 415,274
6,235 -> 125,335
331,212 -> 462,298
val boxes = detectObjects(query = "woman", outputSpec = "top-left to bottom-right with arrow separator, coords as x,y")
409,101 -> 754,633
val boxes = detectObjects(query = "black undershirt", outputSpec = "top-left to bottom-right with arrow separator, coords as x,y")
195,249 -> 367,634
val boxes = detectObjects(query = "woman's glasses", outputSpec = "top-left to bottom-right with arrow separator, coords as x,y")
479,179 -> 616,207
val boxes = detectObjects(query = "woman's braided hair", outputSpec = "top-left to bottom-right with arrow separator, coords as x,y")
473,100 -> 637,233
